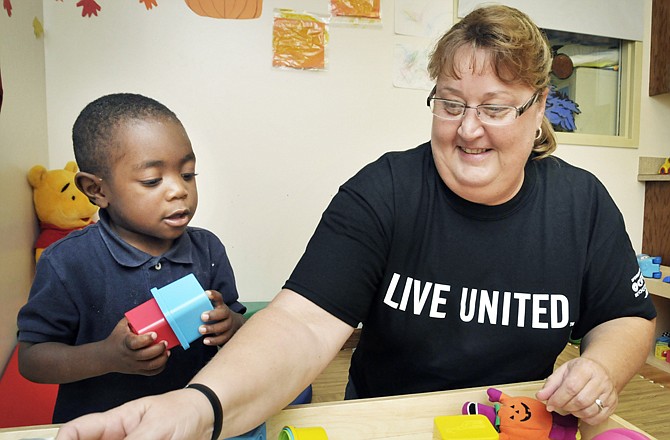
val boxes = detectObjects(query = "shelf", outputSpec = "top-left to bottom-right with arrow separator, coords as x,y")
645,265 -> 670,300
644,266 -> 670,299
646,353 -> 670,373
646,265 -> 670,373
638,156 -> 670,181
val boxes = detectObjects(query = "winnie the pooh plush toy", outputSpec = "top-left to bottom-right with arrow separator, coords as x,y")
27,161 -> 98,261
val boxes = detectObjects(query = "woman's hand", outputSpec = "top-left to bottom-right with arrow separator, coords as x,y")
55,388 -> 214,440
536,356 -> 616,425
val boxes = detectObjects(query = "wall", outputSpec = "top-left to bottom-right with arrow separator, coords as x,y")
37,0 -> 670,302
5,0 -> 670,320
42,0 -> 433,304
0,3 -> 49,368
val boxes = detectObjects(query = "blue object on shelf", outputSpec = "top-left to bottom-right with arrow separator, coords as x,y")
226,423 -> 266,439
636,254 -> 662,279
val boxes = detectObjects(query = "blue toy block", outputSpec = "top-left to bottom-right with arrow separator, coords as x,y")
663,276 -> 670,284
226,423 -> 266,439
637,254 -> 662,279
151,273 -> 211,350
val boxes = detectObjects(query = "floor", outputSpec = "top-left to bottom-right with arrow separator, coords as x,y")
311,343 -> 670,439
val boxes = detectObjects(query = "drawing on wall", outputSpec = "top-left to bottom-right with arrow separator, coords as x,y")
185,0 -> 262,19
392,43 -> 433,91
330,0 -> 380,23
394,0 -> 452,38
272,9 -> 329,70
0,68 -> 3,114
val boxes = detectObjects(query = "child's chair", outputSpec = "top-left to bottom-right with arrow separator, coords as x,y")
0,344 -> 58,428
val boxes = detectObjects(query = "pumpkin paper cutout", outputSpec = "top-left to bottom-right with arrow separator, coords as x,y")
185,0 -> 262,19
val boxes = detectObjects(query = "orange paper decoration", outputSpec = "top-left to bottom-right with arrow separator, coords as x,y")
272,12 -> 327,70
185,0 -> 262,19
330,0 -> 380,19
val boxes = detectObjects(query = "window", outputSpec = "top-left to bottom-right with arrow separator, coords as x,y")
544,30 -> 641,148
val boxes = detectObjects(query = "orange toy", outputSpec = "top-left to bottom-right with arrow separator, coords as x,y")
463,388 -> 580,440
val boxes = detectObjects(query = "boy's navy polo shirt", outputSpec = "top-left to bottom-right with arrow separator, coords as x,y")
18,209 -> 245,422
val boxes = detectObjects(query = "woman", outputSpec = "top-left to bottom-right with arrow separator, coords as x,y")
57,5 -> 655,440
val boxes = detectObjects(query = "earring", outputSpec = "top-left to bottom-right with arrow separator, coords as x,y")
535,127 -> 543,141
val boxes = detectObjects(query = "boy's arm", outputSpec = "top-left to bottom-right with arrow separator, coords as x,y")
19,318 -> 170,384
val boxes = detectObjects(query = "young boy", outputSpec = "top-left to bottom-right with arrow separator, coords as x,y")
17,93 -> 246,423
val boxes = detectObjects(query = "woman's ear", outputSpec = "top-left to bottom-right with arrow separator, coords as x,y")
75,172 -> 109,208
535,88 -> 549,126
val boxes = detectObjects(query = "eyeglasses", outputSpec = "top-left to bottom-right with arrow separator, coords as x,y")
426,86 -> 540,126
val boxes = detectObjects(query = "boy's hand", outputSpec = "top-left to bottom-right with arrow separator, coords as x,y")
103,317 -> 170,376
199,290 -> 245,346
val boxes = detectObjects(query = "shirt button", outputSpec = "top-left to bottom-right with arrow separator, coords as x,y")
154,262 -> 162,270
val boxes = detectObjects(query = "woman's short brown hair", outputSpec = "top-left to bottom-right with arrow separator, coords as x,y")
428,5 -> 556,158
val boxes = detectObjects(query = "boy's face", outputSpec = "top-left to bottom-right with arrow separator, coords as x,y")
99,118 -> 198,256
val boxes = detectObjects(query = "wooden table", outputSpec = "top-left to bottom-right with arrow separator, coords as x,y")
0,381 -> 655,440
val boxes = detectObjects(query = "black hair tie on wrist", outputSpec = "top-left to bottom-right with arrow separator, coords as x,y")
186,383 -> 222,440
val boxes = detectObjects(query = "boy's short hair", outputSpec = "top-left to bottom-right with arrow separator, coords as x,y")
72,93 -> 180,177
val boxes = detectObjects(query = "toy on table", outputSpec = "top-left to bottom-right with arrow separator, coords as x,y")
125,273 -> 213,350
28,161 -> 98,261
659,157 -> 670,175
279,425 -> 328,440
636,254 -> 662,279
433,414 -> 499,439
591,428 -> 650,439
462,387 -> 579,440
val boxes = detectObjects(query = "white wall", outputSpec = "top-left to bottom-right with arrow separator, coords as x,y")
0,2 -> 49,367
34,0 -> 670,305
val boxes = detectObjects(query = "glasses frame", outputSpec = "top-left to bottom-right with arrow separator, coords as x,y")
426,86 -> 541,126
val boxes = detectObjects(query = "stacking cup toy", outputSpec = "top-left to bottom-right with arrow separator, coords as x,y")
125,296 -> 180,349
279,425 -> 328,440
432,415 -> 499,440
125,273 -> 212,350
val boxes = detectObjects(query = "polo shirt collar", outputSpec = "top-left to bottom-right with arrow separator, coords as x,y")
97,209 -> 193,267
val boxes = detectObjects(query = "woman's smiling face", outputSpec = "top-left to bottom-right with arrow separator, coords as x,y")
430,47 -> 547,206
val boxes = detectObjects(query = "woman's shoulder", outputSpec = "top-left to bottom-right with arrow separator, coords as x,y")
535,155 -> 602,183
534,155 -> 613,204
350,141 -> 432,182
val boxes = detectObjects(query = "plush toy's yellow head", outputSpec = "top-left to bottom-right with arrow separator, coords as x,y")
28,161 -> 98,260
